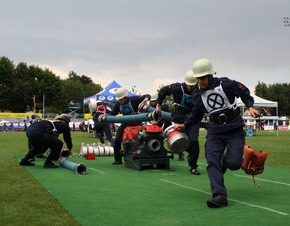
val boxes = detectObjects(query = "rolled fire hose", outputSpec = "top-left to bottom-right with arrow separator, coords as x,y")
80,144 -> 114,156
59,157 -> 87,175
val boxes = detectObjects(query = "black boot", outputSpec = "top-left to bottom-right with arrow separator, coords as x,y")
207,194 -> 228,208
112,160 -> 123,165
190,167 -> 201,175
20,158 -> 35,166
36,153 -> 47,158
43,159 -> 59,168
178,152 -> 184,161
20,151 -> 36,166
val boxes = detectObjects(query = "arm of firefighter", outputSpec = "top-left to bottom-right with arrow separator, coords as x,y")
143,97 -> 149,102
155,103 -> 162,114
249,107 -> 259,118
173,123 -> 185,131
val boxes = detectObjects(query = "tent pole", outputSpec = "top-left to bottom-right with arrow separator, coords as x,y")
276,105 -> 279,136
83,102 -> 85,121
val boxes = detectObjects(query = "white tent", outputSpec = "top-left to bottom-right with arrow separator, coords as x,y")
237,93 -> 279,135
237,93 -> 278,108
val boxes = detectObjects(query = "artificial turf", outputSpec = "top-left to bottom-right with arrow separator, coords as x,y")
18,154 -> 290,226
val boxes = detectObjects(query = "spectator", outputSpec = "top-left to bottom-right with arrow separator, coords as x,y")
72,122 -> 75,132
23,120 -> 27,131
259,120 -> 264,130
274,120 -> 278,130
3,122 -> 7,132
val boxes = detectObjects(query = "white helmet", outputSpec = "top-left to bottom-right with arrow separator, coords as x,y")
192,58 -> 215,78
88,99 -> 97,113
116,87 -> 128,100
150,93 -> 158,101
96,100 -> 102,105
54,114 -> 70,123
184,70 -> 197,86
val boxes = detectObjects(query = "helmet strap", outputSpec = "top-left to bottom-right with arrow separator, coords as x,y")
208,74 -> 213,86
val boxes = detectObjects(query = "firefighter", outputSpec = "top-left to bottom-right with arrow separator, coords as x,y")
93,102 -> 114,145
156,70 -> 201,175
20,114 -> 73,168
149,93 -> 171,129
27,114 -> 48,160
110,87 -> 150,165
174,58 -> 259,208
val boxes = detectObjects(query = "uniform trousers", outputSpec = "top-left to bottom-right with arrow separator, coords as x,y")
205,126 -> 244,196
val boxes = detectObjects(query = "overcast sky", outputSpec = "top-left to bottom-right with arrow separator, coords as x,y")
1,0 -> 290,95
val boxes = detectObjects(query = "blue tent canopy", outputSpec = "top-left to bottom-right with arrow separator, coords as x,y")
83,80 -> 137,104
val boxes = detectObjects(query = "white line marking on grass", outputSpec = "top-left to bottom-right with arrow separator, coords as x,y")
177,162 -> 207,166
177,163 -> 205,169
161,173 -> 179,176
233,174 -> 290,186
160,179 -> 289,216
228,199 -> 289,216
89,167 -> 105,174
161,179 -> 210,194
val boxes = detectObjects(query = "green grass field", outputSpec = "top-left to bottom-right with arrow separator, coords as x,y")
1,130 -> 290,226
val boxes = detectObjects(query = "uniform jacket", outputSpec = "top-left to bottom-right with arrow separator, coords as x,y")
26,120 -> 73,150
157,82 -> 194,113
184,77 -> 254,133
110,94 -> 150,116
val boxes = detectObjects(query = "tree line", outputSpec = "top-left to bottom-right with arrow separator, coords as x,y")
0,56 -> 102,114
255,82 -> 290,116
1,56 -> 289,116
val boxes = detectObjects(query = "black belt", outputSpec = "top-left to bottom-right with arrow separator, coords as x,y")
208,108 -> 241,125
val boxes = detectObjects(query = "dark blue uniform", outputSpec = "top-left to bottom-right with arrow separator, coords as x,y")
158,82 -> 200,169
93,105 -> 114,145
184,77 -> 254,197
110,95 -> 150,162
21,120 -> 72,165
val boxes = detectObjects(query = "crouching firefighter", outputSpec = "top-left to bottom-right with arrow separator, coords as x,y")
20,114 -> 73,168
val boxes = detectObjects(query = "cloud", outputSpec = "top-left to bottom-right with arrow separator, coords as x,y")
1,0 -> 290,95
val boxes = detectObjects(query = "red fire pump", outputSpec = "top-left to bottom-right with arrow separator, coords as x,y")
122,125 -> 174,171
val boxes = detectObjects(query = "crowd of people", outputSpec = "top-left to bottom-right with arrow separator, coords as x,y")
19,58 -> 259,208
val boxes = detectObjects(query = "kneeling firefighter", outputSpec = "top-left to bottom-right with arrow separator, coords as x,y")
20,114 -> 73,168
